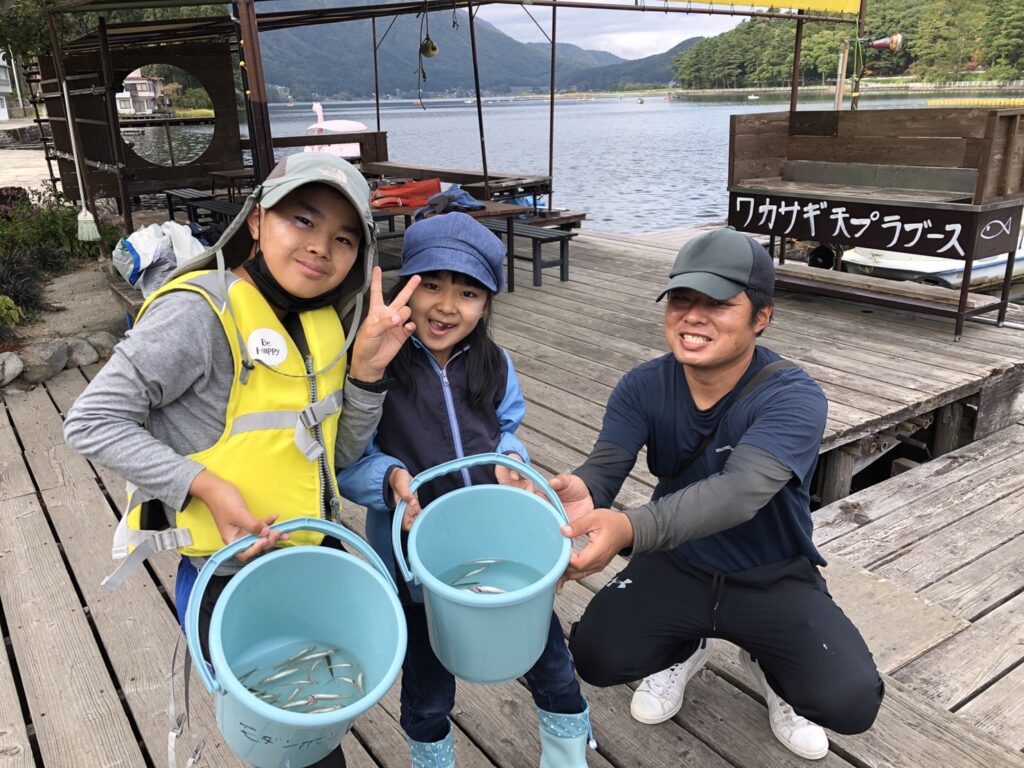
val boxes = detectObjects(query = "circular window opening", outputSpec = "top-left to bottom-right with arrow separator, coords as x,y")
118,64 -> 214,166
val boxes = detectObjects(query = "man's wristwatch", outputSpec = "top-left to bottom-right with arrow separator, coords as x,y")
348,376 -> 393,394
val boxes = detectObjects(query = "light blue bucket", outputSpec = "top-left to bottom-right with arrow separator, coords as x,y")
392,452 -> 570,684
186,519 -> 407,768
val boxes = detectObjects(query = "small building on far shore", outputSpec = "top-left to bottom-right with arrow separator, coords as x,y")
0,50 -> 14,121
115,69 -> 164,116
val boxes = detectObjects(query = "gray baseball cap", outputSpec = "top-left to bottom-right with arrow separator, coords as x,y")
656,228 -> 775,302
166,152 -> 377,284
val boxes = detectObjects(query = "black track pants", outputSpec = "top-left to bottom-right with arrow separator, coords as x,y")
568,552 -> 884,735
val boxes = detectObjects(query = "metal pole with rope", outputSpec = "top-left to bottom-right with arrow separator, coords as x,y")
467,0 -> 490,200
547,0 -> 557,212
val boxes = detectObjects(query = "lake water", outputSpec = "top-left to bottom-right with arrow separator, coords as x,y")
129,93 -> 933,233
268,94 -> 933,233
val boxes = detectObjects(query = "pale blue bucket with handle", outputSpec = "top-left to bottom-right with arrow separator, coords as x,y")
393,452 -> 570,684
186,519 -> 407,768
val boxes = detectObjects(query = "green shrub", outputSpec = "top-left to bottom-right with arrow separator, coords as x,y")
0,248 -> 57,316
0,187 -> 30,219
0,296 -> 23,341
0,189 -> 117,336
0,187 -> 117,264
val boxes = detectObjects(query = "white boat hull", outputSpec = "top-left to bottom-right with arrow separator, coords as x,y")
842,245 -> 1024,289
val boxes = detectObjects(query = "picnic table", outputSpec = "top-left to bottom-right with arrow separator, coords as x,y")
209,168 -> 256,201
361,161 -> 552,207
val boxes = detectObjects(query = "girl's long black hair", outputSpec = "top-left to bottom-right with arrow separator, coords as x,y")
387,271 -> 505,412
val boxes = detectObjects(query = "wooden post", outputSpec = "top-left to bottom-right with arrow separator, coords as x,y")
790,12 -> 804,113
235,0 -> 275,181
97,18 -> 132,233
163,121 -> 176,166
834,41 -> 849,111
819,445 -> 858,505
932,402 -> 964,457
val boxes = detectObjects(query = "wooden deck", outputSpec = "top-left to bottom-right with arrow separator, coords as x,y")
2,228 -> 1024,766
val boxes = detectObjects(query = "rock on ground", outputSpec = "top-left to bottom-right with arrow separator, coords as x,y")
20,340 -> 68,384
0,351 -> 24,386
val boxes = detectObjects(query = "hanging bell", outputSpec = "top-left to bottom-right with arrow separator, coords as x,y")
420,36 -> 439,58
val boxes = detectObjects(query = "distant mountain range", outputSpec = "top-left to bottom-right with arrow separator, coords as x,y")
258,8 -> 699,99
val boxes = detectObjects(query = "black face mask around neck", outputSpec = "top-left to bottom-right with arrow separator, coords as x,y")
243,250 -> 349,313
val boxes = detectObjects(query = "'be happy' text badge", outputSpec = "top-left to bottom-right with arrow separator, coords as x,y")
247,328 -> 288,366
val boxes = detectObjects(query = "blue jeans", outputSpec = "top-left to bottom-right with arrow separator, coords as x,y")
400,604 -> 585,743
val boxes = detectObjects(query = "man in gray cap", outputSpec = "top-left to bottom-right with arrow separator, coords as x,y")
552,228 -> 883,760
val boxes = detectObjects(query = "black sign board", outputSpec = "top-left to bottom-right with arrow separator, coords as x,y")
727,191 -> 1022,260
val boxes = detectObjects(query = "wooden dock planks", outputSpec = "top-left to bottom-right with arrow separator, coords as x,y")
818,422 -> 1024,758
3,227 -> 1024,766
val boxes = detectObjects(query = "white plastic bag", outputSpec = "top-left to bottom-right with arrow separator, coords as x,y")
112,221 -> 206,297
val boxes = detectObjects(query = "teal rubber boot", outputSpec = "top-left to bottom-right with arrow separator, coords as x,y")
407,726 -> 455,768
537,704 -> 597,768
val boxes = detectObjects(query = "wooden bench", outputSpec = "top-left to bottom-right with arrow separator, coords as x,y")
164,187 -> 212,222
185,198 -> 243,228
521,210 -> 587,230
209,168 -> 255,201
372,210 -> 405,241
108,279 -> 145,330
480,219 -> 575,287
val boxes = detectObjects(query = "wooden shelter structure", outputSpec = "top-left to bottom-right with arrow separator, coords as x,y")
727,107 -> 1024,339
41,0 -> 865,233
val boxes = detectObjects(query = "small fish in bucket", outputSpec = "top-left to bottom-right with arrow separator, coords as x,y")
186,519 -> 406,767
392,452 -> 571,684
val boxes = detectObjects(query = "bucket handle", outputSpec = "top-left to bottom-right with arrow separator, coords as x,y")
185,518 -> 397,694
392,452 -> 568,584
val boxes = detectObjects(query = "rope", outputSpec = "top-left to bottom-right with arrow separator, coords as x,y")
850,36 -> 864,110
416,2 -> 430,109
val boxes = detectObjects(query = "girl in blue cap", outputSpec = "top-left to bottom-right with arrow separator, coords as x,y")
338,212 -> 593,767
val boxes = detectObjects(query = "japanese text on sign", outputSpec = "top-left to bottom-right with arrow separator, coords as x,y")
727,192 -> 1022,261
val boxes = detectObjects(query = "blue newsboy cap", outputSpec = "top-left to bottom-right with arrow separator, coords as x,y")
399,211 -> 506,294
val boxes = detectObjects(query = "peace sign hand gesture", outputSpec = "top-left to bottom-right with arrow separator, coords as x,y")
349,267 -> 420,382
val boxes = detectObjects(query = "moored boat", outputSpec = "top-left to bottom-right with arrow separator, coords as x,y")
842,241 -> 1024,290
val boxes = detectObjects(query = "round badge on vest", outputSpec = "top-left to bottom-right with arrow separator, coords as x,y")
247,328 -> 289,366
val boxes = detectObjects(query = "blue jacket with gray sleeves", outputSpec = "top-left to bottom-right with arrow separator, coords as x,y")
337,338 -> 529,598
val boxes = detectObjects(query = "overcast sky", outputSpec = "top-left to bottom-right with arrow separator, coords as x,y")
473,6 -> 743,60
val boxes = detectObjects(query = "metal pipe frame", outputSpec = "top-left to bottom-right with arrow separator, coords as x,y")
467,0 -> 490,199
55,0 -> 857,26
547,1 -> 557,211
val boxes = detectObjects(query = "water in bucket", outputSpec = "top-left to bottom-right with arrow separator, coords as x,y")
188,519 -> 406,768
233,642 -> 366,714
438,558 -> 544,594
394,453 -> 570,684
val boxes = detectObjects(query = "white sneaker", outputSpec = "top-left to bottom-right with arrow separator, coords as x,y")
630,640 -> 716,725
740,649 -> 829,760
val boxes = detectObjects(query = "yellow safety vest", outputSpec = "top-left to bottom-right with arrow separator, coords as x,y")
103,270 -> 348,588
